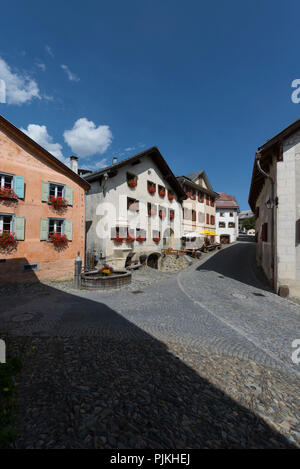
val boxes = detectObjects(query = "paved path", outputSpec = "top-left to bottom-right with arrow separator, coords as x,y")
2,242 -> 300,377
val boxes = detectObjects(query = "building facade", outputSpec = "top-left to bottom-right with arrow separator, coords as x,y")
84,147 -> 186,269
238,210 -> 254,232
177,171 -> 218,244
0,115 -> 89,283
215,192 -> 239,243
249,118 -> 300,298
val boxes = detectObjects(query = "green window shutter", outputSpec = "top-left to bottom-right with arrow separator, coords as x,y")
64,220 -> 73,241
14,176 -> 25,198
65,186 -> 73,206
14,216 -> 25,240
40,218 -> 49,241
41,181 -> 49,202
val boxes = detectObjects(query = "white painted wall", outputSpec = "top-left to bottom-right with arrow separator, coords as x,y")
85,155 -> 183,268
216,209 -> 238,243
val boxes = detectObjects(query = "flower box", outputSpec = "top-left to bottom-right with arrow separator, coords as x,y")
0,231 -> 17,248
49,232 -> 69,247
49,196 -> 68,210
169,212 -> 175,220
153,237 -> 161,243
128,179 -> 137,188
136,236 -> 146,242
159,210 -> 166,219
168,193 -> 174,201
0,187 -> 18,200
159,189 -> 166,198
113,236 -> 123,243
125,236 -> 135,243
100,264 -> 114,275
148,185 -> 156,195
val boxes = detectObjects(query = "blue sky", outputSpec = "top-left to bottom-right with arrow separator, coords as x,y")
1,1 -> 300,209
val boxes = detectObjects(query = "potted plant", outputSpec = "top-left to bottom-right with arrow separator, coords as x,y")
113,235 -> 123,243
0,231 -> 17,248
49,195 -> 68,210
159,210 -> 166,219
0,187 -> 18,200
169,211 -> 174,220
128,179 -> 137,188
126,235 -> 135,243
153,237 -> 161,243
159,188 -> 166,198
100,264 -> 114,275
148,185 -> 156,195
136,235 -> 146,242
168,192 -> 174,201
49,232 -> 69,247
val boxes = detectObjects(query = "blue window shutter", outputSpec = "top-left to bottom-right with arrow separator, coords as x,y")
65,186 -> 73,206
64,220 -> 73,241
15,216 -> 25,240
40,218 -> 49,241
14,176 -> 24,198
41,181 -> 49,202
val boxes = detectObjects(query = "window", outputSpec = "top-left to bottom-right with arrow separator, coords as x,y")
210,198 -> 215,207
136,228 -> 146,239
228,222 -> 235,228
127,197 -> 139,212
261,223 -> 268,242
220,212 -> 225,217
206,194 -> 210,206
192,210 -> 196,222
219,221 -> 225,228
229,212 -> 234,217
0,173 -> 13,189
49,183 -> 64,198
198,211 -> 204,223
199,192 -> 204,203
206,213 -> 210,224
0,214 -> 13,232
147,180 -> 156,194
22,263 -> 39,272
49,218 -> 64,236
210,215 -> 215,225
111,226 -> 127,239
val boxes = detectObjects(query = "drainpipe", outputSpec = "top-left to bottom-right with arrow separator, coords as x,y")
255,151 -> 275,289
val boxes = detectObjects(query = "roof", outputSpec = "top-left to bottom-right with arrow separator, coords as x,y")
238,210 -> 253,219
177,174 -> 219,198
0,115 -> 90,191
184,170 -> 214,192
248,117 -> 300,210
216,193 -> 239,210
84,146 -> 186,199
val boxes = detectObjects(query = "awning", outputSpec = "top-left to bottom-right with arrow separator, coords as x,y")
197,230 -> 218,236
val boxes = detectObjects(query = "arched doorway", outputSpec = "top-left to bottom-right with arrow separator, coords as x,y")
163,228 -> 174,249
147,253 -> 159,269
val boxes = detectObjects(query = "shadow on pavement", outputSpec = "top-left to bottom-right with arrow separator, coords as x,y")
197,242 -> 273,292
0,279 -> 294,449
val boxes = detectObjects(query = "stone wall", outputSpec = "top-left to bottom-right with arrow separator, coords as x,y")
159,254 -> 192,272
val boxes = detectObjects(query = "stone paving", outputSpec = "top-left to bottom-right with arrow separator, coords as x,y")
1,242 -> 300,448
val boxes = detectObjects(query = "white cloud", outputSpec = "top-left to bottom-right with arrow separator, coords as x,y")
20,124 -> 68,165
124,146 -> 136,152
61,64 -> 80,82
45,45 -> 54,58
36,63 -> 46,72
84,158 -> 108,171
63,118 -> 112,157
0,57 -> 40,105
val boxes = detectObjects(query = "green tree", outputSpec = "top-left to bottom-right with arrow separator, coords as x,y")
242,216 -> 255,231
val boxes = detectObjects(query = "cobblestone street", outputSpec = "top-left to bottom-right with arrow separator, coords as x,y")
1,241 -> 300,448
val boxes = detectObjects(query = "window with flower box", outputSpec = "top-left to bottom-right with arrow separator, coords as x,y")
169,209 -> 175,221
42,181 -> 73,206
219,221 -> 226,228
0,173 -> 24,199
147,181 -> 156,195
228,222 -> 235,228
127,172 -> 137,188
152,230 -> 161,243
0,213 -> 25,241
168,191 -> 174,201
40,218 -> 73,242
136,228 -> 146,242
159,207 -> 167,220
158,185 -> 166,198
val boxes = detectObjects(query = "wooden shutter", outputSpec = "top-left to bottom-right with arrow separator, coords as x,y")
41,181 -> 49,202
14,216 -> 25,240
65,186 -> 73,206
64,220 -> 73,241
40,218 -> 49,241
14,176 -> 25,199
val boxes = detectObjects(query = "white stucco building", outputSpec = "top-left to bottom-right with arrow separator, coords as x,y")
215,193 -> 239,243
249,118 -> 300,298
177,171 -> 218,246
84,147 -> 186,269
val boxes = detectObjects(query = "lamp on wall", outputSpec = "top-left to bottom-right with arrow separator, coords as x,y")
265,197 -> 279,209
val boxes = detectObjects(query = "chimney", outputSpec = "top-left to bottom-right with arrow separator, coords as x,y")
70,155 -> 78,174
112,156 -> 117,165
